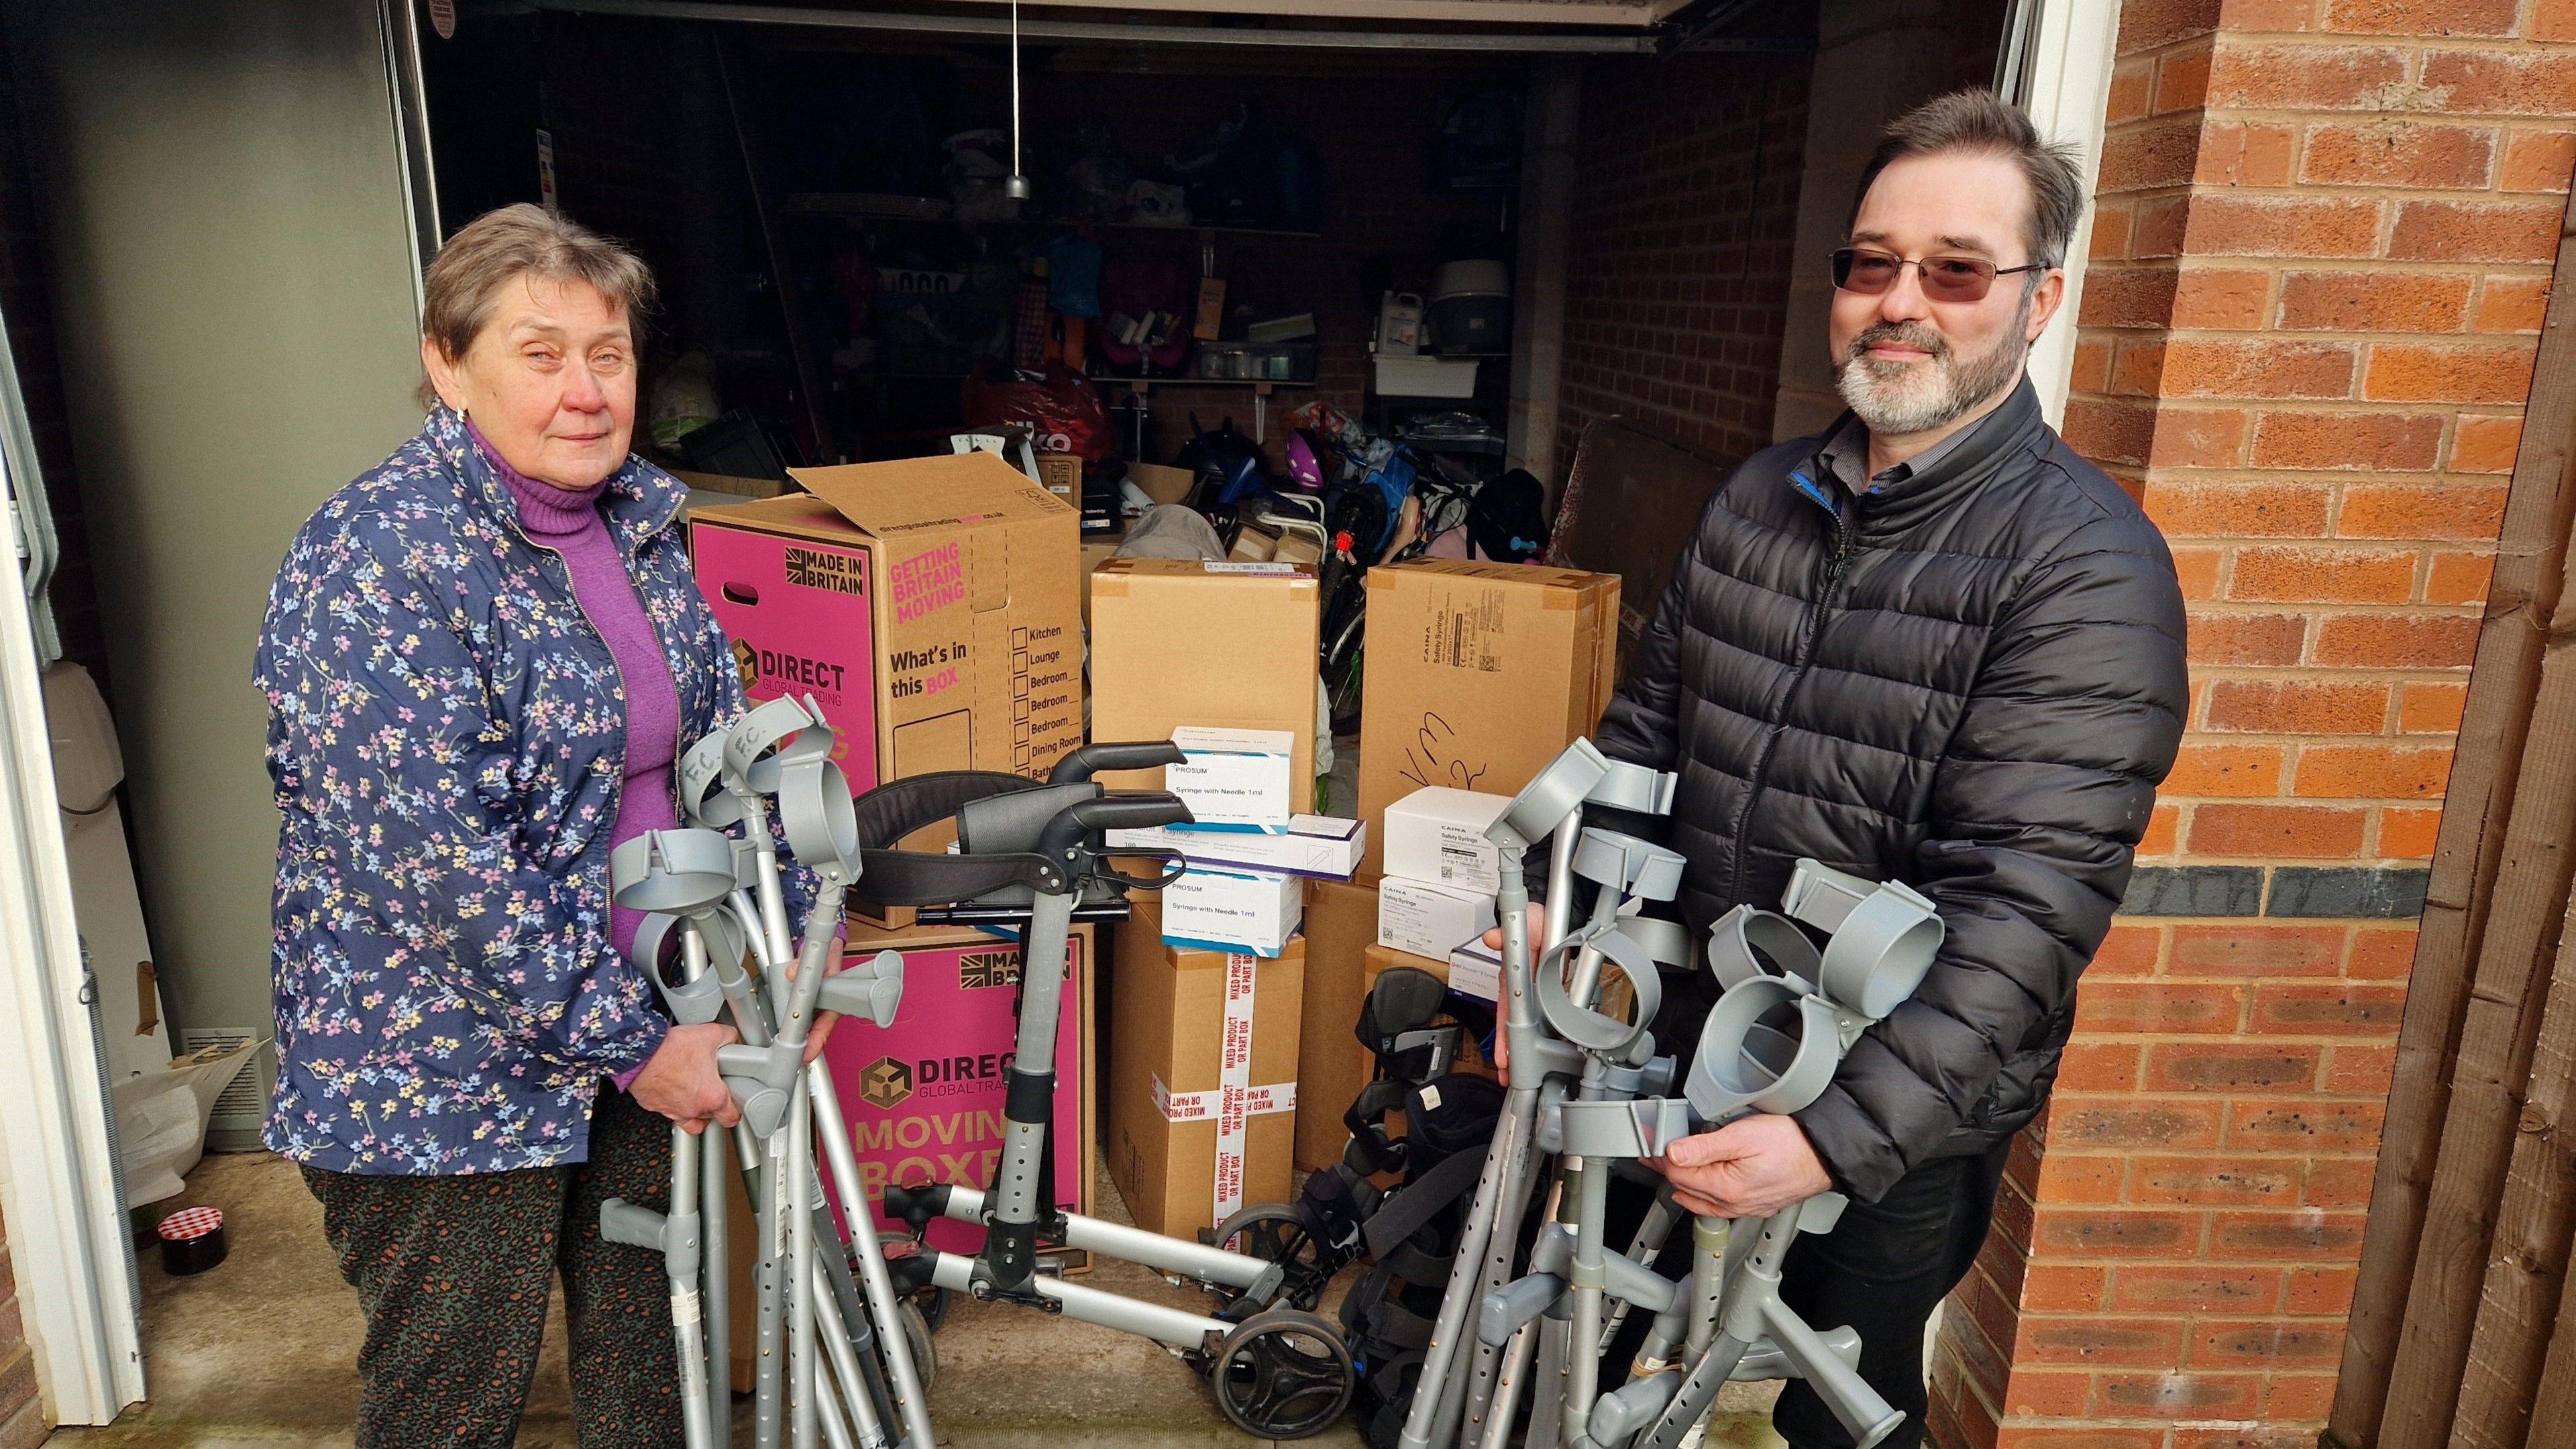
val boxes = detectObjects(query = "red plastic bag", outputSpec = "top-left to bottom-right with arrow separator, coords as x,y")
961,358 -> 1114,462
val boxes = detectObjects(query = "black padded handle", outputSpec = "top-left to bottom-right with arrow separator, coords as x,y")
1034,792 -> 1195,864
1049,741 -> 1187,784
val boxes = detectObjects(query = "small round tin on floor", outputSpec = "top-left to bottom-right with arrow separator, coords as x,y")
157,1205 -> 226,1275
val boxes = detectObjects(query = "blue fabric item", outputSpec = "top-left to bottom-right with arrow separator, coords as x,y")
1042,234 -> 1104,319
254,405 -> 813,1175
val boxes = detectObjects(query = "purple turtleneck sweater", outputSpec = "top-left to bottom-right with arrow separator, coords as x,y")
474,425 -> 680,1086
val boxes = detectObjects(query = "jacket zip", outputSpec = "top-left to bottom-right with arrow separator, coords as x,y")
1722,466 -> 1853,910
504,496 -> 690,883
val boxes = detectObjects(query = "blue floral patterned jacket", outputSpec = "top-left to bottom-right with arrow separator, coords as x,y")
257,405 -> 782,1175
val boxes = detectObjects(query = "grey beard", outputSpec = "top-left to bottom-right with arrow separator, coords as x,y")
1836,291 -> 2035,437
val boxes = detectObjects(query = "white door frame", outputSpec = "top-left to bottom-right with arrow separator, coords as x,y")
0,428 -> 144,1422
2016,0 -> 2122,427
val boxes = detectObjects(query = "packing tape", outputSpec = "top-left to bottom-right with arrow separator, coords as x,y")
1150,1076 -> 1299,1123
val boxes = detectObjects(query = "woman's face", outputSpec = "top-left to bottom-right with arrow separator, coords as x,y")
423,273 -> 637,491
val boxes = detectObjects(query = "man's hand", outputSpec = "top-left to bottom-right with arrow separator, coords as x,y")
1646,1114 -> 1835,1220
1479,904 -> 1547,1086
631,1022 -> 743,1134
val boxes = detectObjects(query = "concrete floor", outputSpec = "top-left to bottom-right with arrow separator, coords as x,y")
50,1151 -> 1784,1448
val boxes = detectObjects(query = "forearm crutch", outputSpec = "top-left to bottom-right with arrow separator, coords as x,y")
690,706 -> 929,1448
1614,865 -> 1947,1449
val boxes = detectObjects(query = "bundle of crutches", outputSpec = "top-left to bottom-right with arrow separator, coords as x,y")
1393,738 -> 1946,1449
599,695 -> 938,1449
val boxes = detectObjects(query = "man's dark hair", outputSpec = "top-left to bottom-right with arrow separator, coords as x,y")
1854,88 -> 2086,270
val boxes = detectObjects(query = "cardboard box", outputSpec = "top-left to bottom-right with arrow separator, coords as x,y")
1195,276 -> 1228,341
729,922 -> 1095,1389
1080,536 -> 1121,625
1106,816 -> 1366,880
1446,941 -> 1501,1003
1127,462 -> 1197,506
1163,863 -> 1303,957
671,466 -> 790,500
1356,560 -> 1620,875
1090,559 -> 1322,812
1108,902 -> 1306,1238
822,922 -> 1094,1247
1167,726 -> 1296,826
1379,875 -> 1498,959
1382,787 -> 1513,894
1036,451 -> 1082,506
691,451 -> 1085,790
1296,877 -> 1381,1171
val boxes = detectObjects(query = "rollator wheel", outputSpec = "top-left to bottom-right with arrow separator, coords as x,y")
1208,1308 -> 1357,1440
1205,1202 -> 1336,1312
898,1297 -> 938,1393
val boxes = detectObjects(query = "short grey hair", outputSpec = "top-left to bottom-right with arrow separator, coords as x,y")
1854,89 -> 2086,270
417,203 -> 657,407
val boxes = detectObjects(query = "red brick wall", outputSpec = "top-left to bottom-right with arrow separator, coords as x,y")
1553,45 -> 1812,470
1929,1 -> 2576,1446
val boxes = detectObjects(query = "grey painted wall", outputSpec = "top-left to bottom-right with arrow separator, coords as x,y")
3,0 -> 425,1141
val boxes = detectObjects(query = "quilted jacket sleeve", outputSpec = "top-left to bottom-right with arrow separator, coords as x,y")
1595,551 -> 1693,778
258,517 -> 669,1079
1792,511 -> 2187,1201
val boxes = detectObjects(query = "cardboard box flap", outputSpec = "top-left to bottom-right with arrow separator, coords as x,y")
790,450 -> 1073,537
1092,556 -> 1320,598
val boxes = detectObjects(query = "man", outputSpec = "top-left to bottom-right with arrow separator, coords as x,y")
1541,90 -> 2186,1448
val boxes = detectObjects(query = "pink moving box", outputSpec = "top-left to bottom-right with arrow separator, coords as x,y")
821,924 -> 1093,1258
694,523 -> 881,797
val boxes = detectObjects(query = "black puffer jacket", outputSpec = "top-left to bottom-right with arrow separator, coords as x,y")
1597,380 -> 2186,1202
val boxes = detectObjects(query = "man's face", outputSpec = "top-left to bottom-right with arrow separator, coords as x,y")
1829,151 -> 2067,438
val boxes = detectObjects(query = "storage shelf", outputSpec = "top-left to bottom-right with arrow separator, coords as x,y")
1087,374 -> 1314,390
779,196 -> 1320,239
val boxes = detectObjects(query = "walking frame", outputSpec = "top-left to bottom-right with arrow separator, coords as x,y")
602,697 -> 1360,1447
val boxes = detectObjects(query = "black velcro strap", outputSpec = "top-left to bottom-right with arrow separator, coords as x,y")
1361,1142 -> 1489,1264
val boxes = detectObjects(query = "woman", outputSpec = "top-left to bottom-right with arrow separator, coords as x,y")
256,203 -> 812,1446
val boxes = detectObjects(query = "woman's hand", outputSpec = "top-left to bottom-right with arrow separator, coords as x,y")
631,1022 -> 743,1133
784,943 -> 843,1065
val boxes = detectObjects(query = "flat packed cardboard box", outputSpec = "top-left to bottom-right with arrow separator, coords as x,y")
1379,875 -> 1498,959
1108,900 -> 1306,1238
731,922 -> 1095,1388
1356,560 -> 1619,875
691,451 -> 1085,794
1296,877 -> 1381,1171
1090,558 -> 1322,811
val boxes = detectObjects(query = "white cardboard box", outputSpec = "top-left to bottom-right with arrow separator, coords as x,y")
1378,875 -> 1499,960
1165,726 -> 1296,826
1381,788 -> 1514,894
1104,816 -> 1367,879
1446,942 -> 1503,1004
1162,864 -> 1304,957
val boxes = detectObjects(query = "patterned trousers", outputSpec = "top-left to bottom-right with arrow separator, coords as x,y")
302,1087 -> 686,1448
